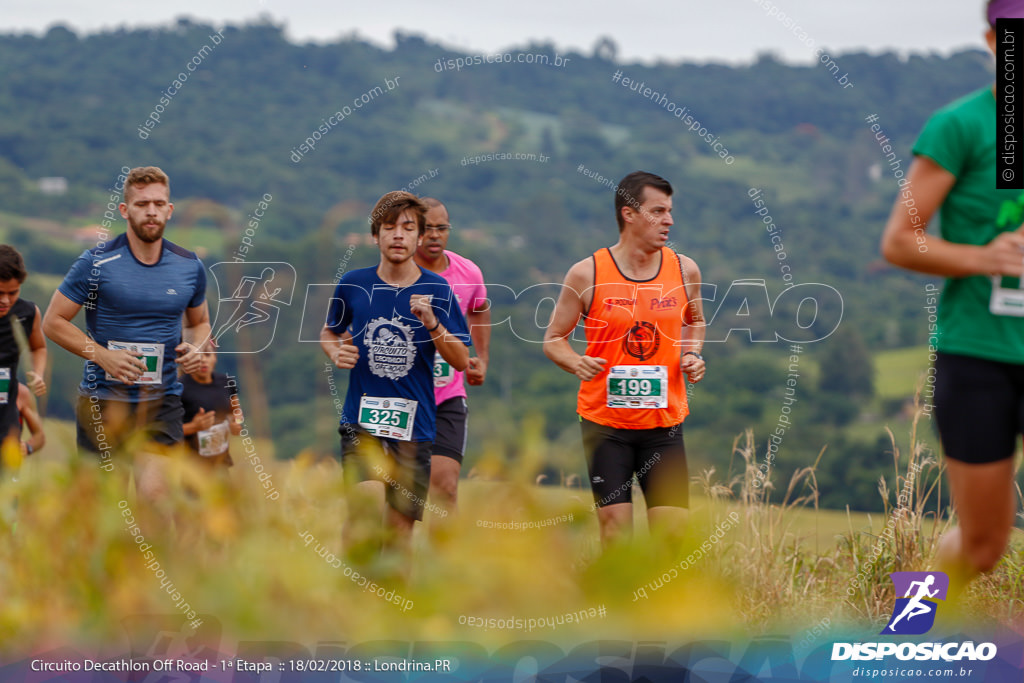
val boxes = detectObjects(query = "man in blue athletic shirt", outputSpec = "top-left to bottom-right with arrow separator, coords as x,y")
43,167 -> 210,519
320,190 -> 470,564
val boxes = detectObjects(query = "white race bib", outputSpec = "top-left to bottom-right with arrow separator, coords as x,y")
990,276 -> 1024,316
606,365 -> 668,409
197,420 -> 230,457
105,341 -> 164,384
433,352 -> 454,387
0,367 -> 10,405
358,396 -> 417,441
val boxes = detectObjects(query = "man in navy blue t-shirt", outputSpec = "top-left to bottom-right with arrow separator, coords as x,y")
320,190 -> 470,563
43,166 -> 210,514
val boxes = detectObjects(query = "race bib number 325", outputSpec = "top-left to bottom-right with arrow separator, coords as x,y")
358,396 -> 417,441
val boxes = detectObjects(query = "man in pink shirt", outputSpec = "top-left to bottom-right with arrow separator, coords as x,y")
414,198 -> 490,519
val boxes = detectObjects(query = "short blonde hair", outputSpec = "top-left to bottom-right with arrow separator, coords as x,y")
124,166 -> 170,201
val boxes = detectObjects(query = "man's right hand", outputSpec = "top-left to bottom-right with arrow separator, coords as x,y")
191,407 -> 217,431
980,229 -> 1024,277
26,371 -> 46,396
96,347 -> 149,384
575,355 -> 607,382
331,342 -> 359,369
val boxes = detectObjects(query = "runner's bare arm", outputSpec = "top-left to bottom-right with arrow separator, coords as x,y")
228,393 -> 243,435
178,302 -> 211,374
27,306 -> 47,395
42,290 -> 147,380
678,256 -> 706,383
544,259 -> 606,381
183,407 -> 217,435
881,156 -> 1024,277
17,383 -> 44,454
465,302 -> 491,386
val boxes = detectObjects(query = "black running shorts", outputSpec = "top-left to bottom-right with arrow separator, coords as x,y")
580,417 -> 689,508
432,397 -> 468,463
933,351 -> 1024,464
340,424 -> 432,521
76,393 -> 185,456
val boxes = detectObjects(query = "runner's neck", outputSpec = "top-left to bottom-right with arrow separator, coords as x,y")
608,242 -> 662,281
376,260 -> 422,288
126,233 -> 163,265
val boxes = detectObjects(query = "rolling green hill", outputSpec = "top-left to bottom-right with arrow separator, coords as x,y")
0,21 -> 1014,511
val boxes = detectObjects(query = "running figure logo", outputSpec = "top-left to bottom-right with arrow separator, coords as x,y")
882,571 -> 949,635
208,262 -> 296,353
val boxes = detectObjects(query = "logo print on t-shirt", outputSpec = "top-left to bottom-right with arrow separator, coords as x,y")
366,317 -> 416,380
623,321 -> 660,361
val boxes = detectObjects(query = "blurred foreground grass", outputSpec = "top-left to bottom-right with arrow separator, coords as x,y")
0,415 -> 1021,657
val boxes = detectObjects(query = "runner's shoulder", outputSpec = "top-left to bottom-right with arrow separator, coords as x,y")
11,298 -> 35,318
337,265 -> 377,286
444,250 -> 484,279
670,250 -> 701,281
416,267 -> 451,289
82,232 -> 131,260
161,238 -> 202,262
81,234 -> 201,267
564,256 -> 596,291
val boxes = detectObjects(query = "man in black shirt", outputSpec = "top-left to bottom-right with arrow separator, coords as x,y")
0,245 -> 47,469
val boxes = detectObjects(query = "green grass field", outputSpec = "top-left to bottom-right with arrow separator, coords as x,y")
874,345 -> 931,400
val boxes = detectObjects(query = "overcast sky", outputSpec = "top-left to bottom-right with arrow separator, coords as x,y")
3,0 -> 993,65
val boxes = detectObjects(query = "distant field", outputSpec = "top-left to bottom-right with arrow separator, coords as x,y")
874,345 -> 931,400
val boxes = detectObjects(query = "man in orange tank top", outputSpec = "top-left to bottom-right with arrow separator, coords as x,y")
544,171 -> 706,549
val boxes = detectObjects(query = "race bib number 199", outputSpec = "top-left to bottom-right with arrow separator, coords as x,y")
358,396 -> 417,441
607,365 -> 668,409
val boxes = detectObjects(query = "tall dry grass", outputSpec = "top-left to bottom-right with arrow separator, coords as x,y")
0,403 -> 1020,657
701,401 -> 1023,635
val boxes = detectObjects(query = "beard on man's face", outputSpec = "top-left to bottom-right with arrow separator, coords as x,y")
128,215 -> 165,243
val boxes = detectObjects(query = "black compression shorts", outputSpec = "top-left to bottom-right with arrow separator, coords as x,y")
580,417 -> 689,508
933,351 -> 1024,464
